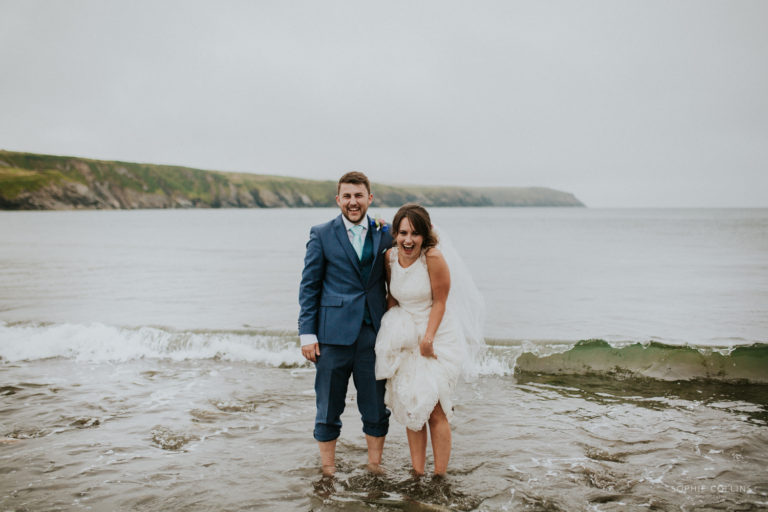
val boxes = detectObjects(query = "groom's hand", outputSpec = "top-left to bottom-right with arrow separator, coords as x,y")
302,342 -> 321,363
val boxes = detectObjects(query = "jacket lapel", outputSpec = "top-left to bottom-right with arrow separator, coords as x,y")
333,215 -> 362,278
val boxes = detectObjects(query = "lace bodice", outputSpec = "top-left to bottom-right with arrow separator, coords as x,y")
388,248 -> 432,317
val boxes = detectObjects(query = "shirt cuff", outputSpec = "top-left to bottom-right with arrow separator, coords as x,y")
300,334 -> 318,347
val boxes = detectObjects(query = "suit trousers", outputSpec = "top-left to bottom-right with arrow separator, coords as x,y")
313,323 -> 390,442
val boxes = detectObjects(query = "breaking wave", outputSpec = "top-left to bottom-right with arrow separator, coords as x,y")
514,339 -> 768,384
0,321 -> 304,367
1,322 -> 765,384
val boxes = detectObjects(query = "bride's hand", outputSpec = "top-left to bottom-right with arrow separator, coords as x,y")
420,337 -> 436,358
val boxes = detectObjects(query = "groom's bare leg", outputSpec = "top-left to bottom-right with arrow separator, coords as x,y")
365,434 -> 385,472
318,439 -> 337,476
406,426 -> 428,475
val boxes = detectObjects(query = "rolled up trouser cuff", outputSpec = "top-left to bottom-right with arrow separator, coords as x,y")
362,420 -> 389,438
313,424 -> 341,442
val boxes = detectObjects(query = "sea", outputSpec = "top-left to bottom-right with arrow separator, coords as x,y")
0,207 -> 766,511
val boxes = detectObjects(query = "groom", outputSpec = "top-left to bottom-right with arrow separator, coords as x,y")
298,171 -> 392,475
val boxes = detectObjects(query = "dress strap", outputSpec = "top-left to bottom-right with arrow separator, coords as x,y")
389,247 -> 398,265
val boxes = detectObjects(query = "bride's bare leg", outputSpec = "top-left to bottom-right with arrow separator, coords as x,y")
428,403 -> 451,475
406,426 -> 428,475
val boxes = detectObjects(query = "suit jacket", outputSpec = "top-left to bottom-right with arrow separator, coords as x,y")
298,214 -> 392,345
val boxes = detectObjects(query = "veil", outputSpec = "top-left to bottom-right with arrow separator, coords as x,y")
433,225 -> 486,381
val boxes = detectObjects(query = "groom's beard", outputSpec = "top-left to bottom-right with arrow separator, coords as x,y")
341,204 -> 368,223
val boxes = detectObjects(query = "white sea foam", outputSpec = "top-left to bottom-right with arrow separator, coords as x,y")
0,320 -> 526,375
0,321 -> 305,366
4,321 -> 762,382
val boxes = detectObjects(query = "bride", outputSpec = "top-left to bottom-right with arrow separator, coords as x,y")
375,203 -> 484,476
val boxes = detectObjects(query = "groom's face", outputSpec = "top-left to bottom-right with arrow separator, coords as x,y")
336,183 -> 373,224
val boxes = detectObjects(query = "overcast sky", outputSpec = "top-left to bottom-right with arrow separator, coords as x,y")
1,1 -> 766,207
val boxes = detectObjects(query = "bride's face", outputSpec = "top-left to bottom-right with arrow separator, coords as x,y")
395,217 -> 423,258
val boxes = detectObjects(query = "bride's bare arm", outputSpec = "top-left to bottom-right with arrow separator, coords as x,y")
385,248 -> 399,310
421,247 -> 450,358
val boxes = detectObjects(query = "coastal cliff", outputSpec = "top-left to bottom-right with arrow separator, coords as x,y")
0,150 -> 585,209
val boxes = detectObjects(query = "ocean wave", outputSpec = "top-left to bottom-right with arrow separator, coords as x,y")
0,321 -> 304,366
1,322 -> 765,384
514,339 -> 768,384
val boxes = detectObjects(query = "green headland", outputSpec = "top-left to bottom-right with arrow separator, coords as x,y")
0,150 -> 585,210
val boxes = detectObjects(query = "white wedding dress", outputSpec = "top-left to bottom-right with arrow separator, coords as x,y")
374,248 -> 465,431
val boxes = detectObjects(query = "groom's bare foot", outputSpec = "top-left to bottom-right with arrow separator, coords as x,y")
364,434 -> 385,469
318,439 -> 337,476
366,462 -> 385,475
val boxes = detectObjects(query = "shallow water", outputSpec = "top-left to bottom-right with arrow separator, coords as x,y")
1,208 -> 767,510
2,359 -> 767,511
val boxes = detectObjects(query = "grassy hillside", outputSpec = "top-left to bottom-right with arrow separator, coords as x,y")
0,150 -> 584,209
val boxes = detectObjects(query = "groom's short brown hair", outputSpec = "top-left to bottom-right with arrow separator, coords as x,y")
337,172 -> 370,194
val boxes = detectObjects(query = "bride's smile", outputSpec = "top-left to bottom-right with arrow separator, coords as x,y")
395,218 -> 423,265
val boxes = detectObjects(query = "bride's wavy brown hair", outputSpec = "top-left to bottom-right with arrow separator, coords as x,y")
392,203 -> 439,251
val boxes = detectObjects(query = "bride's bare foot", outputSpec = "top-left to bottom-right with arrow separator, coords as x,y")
321,464 -> 336,476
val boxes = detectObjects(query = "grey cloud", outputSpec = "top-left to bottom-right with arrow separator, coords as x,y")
1,0 -> 766,207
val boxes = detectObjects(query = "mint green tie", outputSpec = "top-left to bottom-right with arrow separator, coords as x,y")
350,224 -> 364,260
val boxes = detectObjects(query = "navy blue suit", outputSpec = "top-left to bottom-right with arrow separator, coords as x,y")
299,214 -> 392,441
